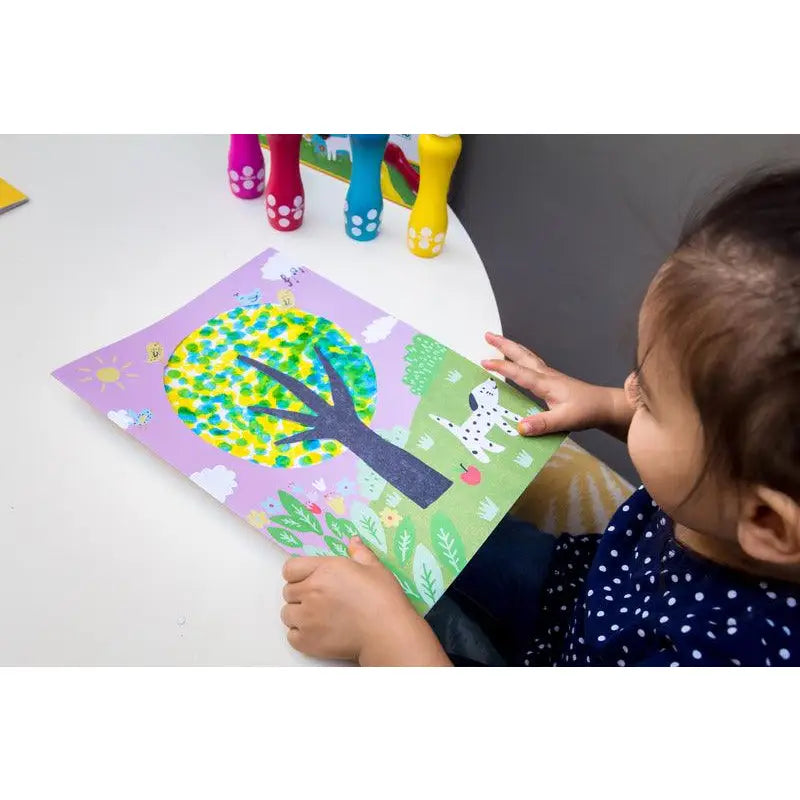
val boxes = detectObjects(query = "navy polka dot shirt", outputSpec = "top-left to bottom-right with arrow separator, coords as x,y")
525,487 -> 799,666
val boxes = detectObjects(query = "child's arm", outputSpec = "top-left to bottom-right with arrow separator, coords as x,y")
482,332 -> 633,443
281,538 -> 452,667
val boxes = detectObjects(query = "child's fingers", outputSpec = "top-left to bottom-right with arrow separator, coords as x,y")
482,358 -> 549,395
348,535 -> 379,565
519,409 -> 571,436
283,556 -> 323,583
485,332 -> 546,369
282,582 -> 302,603
280,603 -> 302,629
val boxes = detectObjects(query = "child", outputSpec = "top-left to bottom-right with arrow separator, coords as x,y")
279,167 -> 800,666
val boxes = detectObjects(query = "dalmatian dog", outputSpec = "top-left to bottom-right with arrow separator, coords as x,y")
429,378 -> 522,464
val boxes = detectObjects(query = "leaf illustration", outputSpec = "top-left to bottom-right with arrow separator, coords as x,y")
324,536 -> 349,557
350,502 -> 387,553
386,563 -> 422,601
412,544 -> 444,607
430,513 -> 466,575
303,544 -> 333,557
271,514 -> 310,532
265,527 -> 303,549
392,517 -> 416,566
277,490 -> 323,535
325,512 -> 358,540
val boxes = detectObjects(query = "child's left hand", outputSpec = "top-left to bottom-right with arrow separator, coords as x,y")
281,537 -> 451,666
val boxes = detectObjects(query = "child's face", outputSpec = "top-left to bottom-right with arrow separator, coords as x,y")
625,293 -> 739,541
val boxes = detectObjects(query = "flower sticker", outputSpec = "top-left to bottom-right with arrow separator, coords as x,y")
336,478 -> 355,496
260,497 -> 281,514
379,508 -> 403,528
247,509 -> 268,530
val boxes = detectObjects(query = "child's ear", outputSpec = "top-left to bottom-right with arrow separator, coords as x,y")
737,487 -> 800,566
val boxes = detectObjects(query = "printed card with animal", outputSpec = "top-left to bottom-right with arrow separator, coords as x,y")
53,249 -> 565,613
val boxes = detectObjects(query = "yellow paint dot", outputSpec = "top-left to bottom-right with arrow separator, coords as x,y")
96,367 -> 121,383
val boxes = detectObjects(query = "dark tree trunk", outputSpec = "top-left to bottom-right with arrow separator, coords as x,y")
337,422 -> 452,509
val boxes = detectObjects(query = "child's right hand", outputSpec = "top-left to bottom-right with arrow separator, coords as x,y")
482,332 -> 631,439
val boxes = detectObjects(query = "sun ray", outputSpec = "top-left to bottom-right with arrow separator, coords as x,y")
121,361 -> 132,369
78,367 -> 92,373
79,376 -> 93,382
111,355 -> 117,363
94,355 -> 104,363
125,372 -> 140,379
100,383 -> 106,392
115,382 -> 125,390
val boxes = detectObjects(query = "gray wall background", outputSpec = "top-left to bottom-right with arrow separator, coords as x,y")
450,135 -> 800,482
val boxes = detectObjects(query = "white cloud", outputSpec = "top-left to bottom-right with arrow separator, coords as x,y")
361,315 -> 397,344
108,409 -> 134,429
190,465 -> 238,503
260,252 -> 303,282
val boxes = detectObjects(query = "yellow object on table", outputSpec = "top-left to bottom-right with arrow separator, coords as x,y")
0,178 -> 28,215
407,134 -> 462,258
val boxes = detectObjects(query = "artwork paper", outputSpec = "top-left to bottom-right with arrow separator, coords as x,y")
53,249 -> 564,613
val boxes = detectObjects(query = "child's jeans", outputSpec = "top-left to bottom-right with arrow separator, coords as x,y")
426,516 -> 557,666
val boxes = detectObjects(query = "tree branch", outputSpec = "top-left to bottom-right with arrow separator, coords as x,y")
237,354 -> 326,412
249,405 -> 318,426
274,428 -> 323,447
313,346 -> 356,413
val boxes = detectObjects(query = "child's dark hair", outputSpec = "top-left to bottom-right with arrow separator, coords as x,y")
649,166 -> 800,500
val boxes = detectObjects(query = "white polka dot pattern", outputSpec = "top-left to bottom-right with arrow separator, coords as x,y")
523,486 -> 800,667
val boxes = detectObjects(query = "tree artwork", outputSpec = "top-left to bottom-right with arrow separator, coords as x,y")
164,304 -> 453,508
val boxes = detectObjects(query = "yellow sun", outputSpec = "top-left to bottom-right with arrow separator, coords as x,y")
77,354 -> 139,392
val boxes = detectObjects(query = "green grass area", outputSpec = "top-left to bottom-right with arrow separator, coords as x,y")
367,348 -> 564,613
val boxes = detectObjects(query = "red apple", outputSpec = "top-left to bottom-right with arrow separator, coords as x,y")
460,465 -> 482,486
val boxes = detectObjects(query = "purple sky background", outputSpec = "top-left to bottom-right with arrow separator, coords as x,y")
52,249 -> 420,544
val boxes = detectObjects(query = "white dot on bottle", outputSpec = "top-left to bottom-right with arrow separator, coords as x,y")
419,239 -> 430,249
433,244 -> 442,253
257,167 -> 265,179
279,218 -> 290,228
278,205 -> 290,216
351,227 -> 362,236
294,195 -> 303,206
293,210 -> 303,220
692,650 -> 702,660
421,227 -> 432,237
407,238 -> 415,248
779,648 -> 790,660
229,170 -> 239,180
232,183 -> 240,193
366,222 -> 377,232
267,194 -> 276,206
267,208 -> 276,218
408,227 -> 417,238
243,180 -> 254,190
367,208 -> 378,220
257,182 -> 265,192
242,165 -> 254,176
352,215 -> 363,226
434,232 -> 445,242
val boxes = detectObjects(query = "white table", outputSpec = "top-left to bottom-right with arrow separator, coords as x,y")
0,135 -> 500,665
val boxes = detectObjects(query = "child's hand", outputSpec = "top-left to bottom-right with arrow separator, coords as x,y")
281,537 -> 452,666
482,332 -> 631,439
